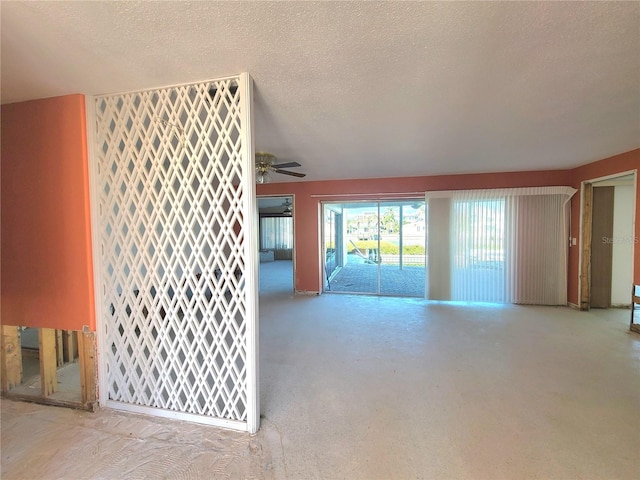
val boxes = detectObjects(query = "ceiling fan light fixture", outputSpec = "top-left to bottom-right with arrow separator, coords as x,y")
256,169 -> 271,184
255,152 -> 305,184
282,199 -> 293,215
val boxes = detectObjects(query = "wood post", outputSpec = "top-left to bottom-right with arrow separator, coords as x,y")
55,330 -> 64,367
580,183 -> 593,310
39,328 -> 58,396
1,325 -> 22,392
78,331 -> 96,405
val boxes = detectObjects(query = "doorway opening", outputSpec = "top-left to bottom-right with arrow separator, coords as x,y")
322,200 -> 426,297
258,196 -> 295,296
580,171 -> 636,309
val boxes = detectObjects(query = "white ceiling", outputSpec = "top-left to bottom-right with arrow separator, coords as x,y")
2,1 -> 639,183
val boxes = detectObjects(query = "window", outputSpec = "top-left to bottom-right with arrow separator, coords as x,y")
426,187 -> 576,305
260,217 -> 293,250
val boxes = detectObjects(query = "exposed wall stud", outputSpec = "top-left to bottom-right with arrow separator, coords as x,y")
78,331 -> 96,405
580,183 -> 593,310
1,325 -> 22,391
39,328 -> 58,396
55,330 -> 64,367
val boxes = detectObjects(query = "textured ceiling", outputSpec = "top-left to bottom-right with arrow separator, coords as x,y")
2,1 -> 639,182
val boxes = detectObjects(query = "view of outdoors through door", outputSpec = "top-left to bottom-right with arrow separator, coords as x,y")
323,201 -> 426,297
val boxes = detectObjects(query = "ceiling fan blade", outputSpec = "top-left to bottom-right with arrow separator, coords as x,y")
272,162 -> 301,169
275,169 -> 306,178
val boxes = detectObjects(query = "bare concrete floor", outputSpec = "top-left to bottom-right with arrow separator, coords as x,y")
2,283 -> 639,479
9,361 -> 82,404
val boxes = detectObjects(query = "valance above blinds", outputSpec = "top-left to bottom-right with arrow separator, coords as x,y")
425,186 -> 577,305
425,186 -> 577,199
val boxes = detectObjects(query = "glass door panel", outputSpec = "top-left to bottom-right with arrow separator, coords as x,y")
379,201 -> 426,297
323,200 -> 426,297
338,202 -> 379,294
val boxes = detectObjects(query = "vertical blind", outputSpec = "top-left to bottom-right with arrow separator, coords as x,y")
427,187 -> 576,305
260,216 -> 293,250
451,194 -> 507,303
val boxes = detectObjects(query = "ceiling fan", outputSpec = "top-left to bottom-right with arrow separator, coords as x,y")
282,198 -> 293,216
255,152 -> 306,184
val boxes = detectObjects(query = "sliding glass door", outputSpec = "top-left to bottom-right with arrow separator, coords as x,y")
322,200 -> 426,297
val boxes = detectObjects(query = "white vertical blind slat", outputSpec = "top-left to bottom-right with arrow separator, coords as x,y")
426,187 -> 575,305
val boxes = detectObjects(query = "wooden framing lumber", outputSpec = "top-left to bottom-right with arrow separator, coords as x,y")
39,328 -> 58,396
2,327 -> 94,409
580,183 -> 593,310
56,330 -> 64,367
78,331 -> 96,405
1,325 -> 22,391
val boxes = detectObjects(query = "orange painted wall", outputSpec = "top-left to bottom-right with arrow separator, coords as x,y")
1,95 -> 95,331
258,169 -> 573,293
567,149 -> 640,305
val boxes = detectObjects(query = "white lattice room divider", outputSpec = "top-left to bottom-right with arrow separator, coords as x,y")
87,74 -> 259,432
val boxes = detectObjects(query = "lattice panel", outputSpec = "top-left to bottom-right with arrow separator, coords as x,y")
94,78 -> 251,422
